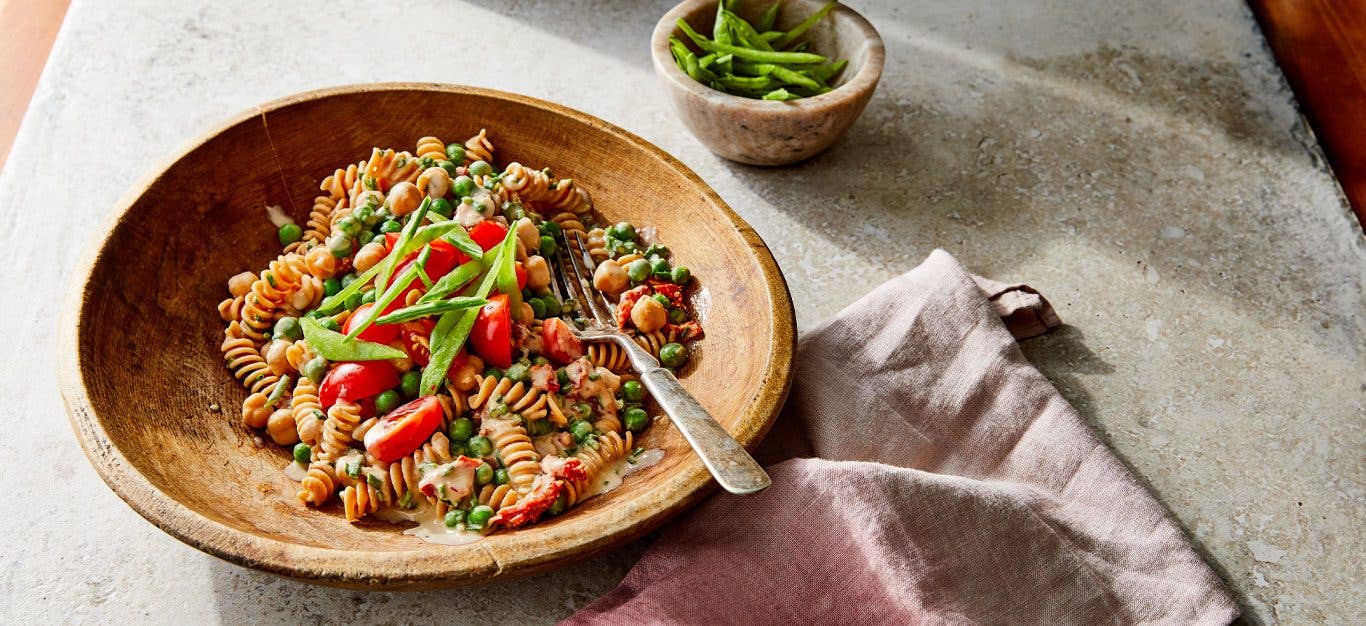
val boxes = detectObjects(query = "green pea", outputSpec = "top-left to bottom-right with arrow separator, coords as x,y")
340,273 -> 359,288
503,202 -> 526,222
651,259 -> 671,278
474,462 -> 494,485
445,143 -> 466,163
352,204 -> 375,226
626,259 -> 651,283
327,235 -> 353,258
274,316 -> 302,341
432,197 -> 454,218
539,235 -> 557,257
449,417 -> 475,442
652,293 -> 671,307
439,160 -> 459,177
467,435 -> 494,458
318,318 -> 341,333
370,234 -> 387,245
494,468 -> 510,485
570,419 -> 594,441
301,356 -> 328,384
505,363 -> 530,383
624,407 -> 649,432
669,308 -> 687,324
659,342 -> 688,369
277,223 -> 303,246
361,288 -> 377,304
375,390 -> 401,414
609,222 -> 637,241
671,266 -> 691,285
444,509 -> 466,528
468,160 -> 493,177
323,277 -> 342,296
621,380 -> 643,403
355,228 -> 375,244
401,370 -> 422,399
547,492 -> 568,516
644,243 -> 669,258
540,220 -> 563,238
533,356 -> 549,366
344,291 -> 363,311
292,442 -> 311,464
556,368 -> 570,388
528,298 -> 547,318
448,441 -> 468,458
484,367 -> 504,380
561,299 -> 576,315
379,219 -> 402,234
467,505 -> 495,526
335,215 -> 361,237
451,175 -> 476,197
619,241 -> 639,255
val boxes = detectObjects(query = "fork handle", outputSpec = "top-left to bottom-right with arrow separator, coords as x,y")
639,367 -> 772,495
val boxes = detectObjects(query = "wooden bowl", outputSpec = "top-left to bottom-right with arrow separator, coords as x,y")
57,84 -> 795,589
651,0 -> 885,166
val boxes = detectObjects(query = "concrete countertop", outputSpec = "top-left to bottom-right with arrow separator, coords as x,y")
2,0 -> 1360,623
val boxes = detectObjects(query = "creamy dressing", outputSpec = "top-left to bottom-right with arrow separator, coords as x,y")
264,205 -> 295,228
375,503 -> 485,545
585,448 -> 666,500
282,460 -> 309,481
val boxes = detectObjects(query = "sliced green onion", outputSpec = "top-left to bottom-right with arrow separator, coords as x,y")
775,1 -> 837,49
375,297 -> 488,325
300,316 -> 406,361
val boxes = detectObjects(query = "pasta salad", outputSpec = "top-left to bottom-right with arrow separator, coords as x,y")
218,131 -> 701,542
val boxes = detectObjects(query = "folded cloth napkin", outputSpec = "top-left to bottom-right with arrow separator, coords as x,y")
567,250 -> 1237,625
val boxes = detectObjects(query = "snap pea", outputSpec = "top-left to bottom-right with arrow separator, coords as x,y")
676,19 -> 825,64
775,1 -> 837,49
671,2 -> 844,101
758,2 -> 781,31
374,297 -> 487,325
300,316 -> 406,361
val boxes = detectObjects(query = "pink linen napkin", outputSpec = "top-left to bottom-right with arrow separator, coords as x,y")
567,250 -> 1237,625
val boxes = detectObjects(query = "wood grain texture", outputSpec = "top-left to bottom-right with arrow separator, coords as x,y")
0,0 -> 70,170
57,83 -> 796,589
1251,0 -> 1366,227
652,0 -> 885,166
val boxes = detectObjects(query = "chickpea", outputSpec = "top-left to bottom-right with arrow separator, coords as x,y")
593,259 -> 629,295
387,181 -> 424,216
514,217 -> 540,252
516,301 -> 535,324
631,296 -> 668,332
266,408 -> 299,445
228,271 -> 257,297
524,255 -> 551,290
515,236 -> 528,261
352,241 -> 387,272
420,166 -> 450,199
449,353 -> 484,391
386,340 -> 414,372
264,339 -> 293,375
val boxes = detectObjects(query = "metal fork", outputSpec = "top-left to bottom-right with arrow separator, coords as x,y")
546,230 -> 771,495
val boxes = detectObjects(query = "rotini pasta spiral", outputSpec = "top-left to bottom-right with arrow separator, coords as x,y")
500,162 -> 552,202
340,480 -> 383,522
468,375 -> 549,421
416,166 -> 451,199
635,328 -> 677,357
415,135 -> 447,162
482,417 -> 541,493
218,295 -> 246,322
561,431 -> 633,507
478,483 -> 520,511
363,147 -> 422,192
464,129 -> 494,164
319,400 -> 361,462
298,461 -> 338,506
585,228 -> 610,262
320,162 -> 363,201
286,194 -> 338,253
586,341 -> 629,371
375,431 -> 455,506
290,376 -> 325,446
222,321 -> 278,394
550,212 -> 586,234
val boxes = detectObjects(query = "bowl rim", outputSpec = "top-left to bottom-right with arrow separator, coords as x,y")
650,0 -> 886,109
56,82 -> 797,588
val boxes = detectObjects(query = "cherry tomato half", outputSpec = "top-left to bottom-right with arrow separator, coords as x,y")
541,317 -> 583,365
470,293 -> 512,369
342,302 -> 400,344
318,361 -> 400,408
399,319 -> 436,366
468,221 -> 508,251
363,396 -> 445,463
515,264 -> 528,290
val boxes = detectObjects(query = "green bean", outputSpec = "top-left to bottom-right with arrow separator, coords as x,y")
758,2 -> 782,31
375,297 -> 487,325
770,66 -> 823,90
721,10 -> 774,51
775,1 -> 837,49
676,19 -> 826,64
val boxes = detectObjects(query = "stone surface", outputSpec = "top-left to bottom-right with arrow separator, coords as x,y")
1,0 -> 1360,623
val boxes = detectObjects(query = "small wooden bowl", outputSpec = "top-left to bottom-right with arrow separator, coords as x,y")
57,84 -> 795,589
652,0 -> 885,166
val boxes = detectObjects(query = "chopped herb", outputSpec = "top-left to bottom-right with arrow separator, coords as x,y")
363,176 -> 377,190
367,473 -> 382,490
345,460 -> 361,478
627,447 -> 645,465
398,489 -> 415,510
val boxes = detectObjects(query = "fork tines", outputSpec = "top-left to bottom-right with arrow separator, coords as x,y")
551,230 -> 617,329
